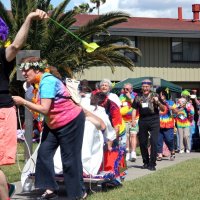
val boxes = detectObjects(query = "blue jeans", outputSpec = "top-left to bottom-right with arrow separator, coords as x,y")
176,131 -> 180,151
190,122 -> 196,150
157,128 -> 174,153
35,111 -> 85,199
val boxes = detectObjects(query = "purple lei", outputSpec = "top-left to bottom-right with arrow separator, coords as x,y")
113,146 -> 126,177
0,17 -> 9,41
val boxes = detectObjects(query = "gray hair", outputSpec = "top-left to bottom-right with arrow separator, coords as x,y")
100,79 -> 112,89
124,83 -> 133,89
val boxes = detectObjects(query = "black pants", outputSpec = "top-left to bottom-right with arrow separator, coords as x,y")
35,111 -> 85,200
138,116 -> 160,167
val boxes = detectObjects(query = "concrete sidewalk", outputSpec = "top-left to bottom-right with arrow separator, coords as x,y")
11,152 -> 200,199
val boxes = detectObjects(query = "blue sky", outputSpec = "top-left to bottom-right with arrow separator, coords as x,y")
0,0 -> 75,10
0,0 -> 200,19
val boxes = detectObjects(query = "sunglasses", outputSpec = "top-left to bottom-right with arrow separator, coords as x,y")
123,88 -> 129,91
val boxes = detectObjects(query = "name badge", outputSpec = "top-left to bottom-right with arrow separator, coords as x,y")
142,103 -> 148,108
122,102 -> 128,106
179,115 -> 185,120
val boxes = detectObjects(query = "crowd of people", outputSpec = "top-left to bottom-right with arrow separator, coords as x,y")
1,8 -> 200,200
79,78 -> 200,173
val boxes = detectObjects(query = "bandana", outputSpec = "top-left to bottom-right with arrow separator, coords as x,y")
142,81 -> 152,85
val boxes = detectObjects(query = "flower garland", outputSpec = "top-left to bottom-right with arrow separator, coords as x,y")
18,60 -> 49,71
32,74 -> 42,120
0,17 -> 10,48
31,68 -> 50,121
0,17 -> 9,42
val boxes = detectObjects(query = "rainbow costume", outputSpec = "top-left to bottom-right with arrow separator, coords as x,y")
176,103 -> 194,128
120,92 -> 138,122
160,100 -> 176,128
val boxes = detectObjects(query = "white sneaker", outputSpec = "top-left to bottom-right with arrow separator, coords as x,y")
186,150 -> 190,153
179,150 -> 184,154
130,151 -> 137,162
126,152 -> 130,161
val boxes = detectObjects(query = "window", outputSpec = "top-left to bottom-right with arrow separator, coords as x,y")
116,36 -> 138,62
124,37 -> 137,62
171,38 -> 200,62
93,35 -> 138,62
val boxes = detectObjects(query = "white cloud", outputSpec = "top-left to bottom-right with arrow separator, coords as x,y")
90,0 -> 200,19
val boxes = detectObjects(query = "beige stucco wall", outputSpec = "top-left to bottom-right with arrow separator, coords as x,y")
75,37 -> 200,82
75,66 -> 200,82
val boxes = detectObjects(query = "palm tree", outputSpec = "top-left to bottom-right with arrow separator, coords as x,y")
0,0 -> 141,81
74,3 -> 90,14
90,0 -> 106,15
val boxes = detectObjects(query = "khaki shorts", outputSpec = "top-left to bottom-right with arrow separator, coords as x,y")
125,120 -> 139,136
0,106 -> 17,165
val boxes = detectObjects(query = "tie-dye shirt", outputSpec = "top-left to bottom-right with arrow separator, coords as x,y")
176,102 -> 194,128
160,100 -> 176,129
120,92 -> 137,122
39,73 -> 82,129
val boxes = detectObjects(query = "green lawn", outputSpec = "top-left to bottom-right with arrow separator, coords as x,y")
2,143 -> 200,200
2,143 -> 141,183
87,158 -> 200,200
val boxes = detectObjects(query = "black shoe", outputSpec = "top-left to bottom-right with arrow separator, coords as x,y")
38,191 -> 58,200
148,166 -> 156,171
141,163 -> 149,169
170,153 -> 175,161
157,156 -> 162,161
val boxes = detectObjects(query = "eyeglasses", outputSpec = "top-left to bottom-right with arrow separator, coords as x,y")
123,88 -> 129,91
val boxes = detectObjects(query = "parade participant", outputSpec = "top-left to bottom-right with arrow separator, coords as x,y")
12,56 -> 85,200
176,90 -> 194,153
90,91 -> 126,182
131,79 -> 165,171
0,9 -> 47,200
156,87 -> 178,161
120,83 -> 138,162
99,78 -> 122,107
189,90 -> 199,149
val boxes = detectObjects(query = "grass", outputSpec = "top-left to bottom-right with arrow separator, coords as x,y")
86,158 -> 200,200
2,143 -> 200,200
1,142 -> 38,183
2,144 -> 140,183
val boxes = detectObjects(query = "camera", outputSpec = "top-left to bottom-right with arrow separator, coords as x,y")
190,94 -> 196,99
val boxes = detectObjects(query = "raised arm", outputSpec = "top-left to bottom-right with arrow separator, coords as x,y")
83,108 -> 106,130
5,9 -> 48,62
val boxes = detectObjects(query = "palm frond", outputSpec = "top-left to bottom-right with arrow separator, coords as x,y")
51,0 -> 70,19
97,36 -> 132,46
36,0 -> 51,11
